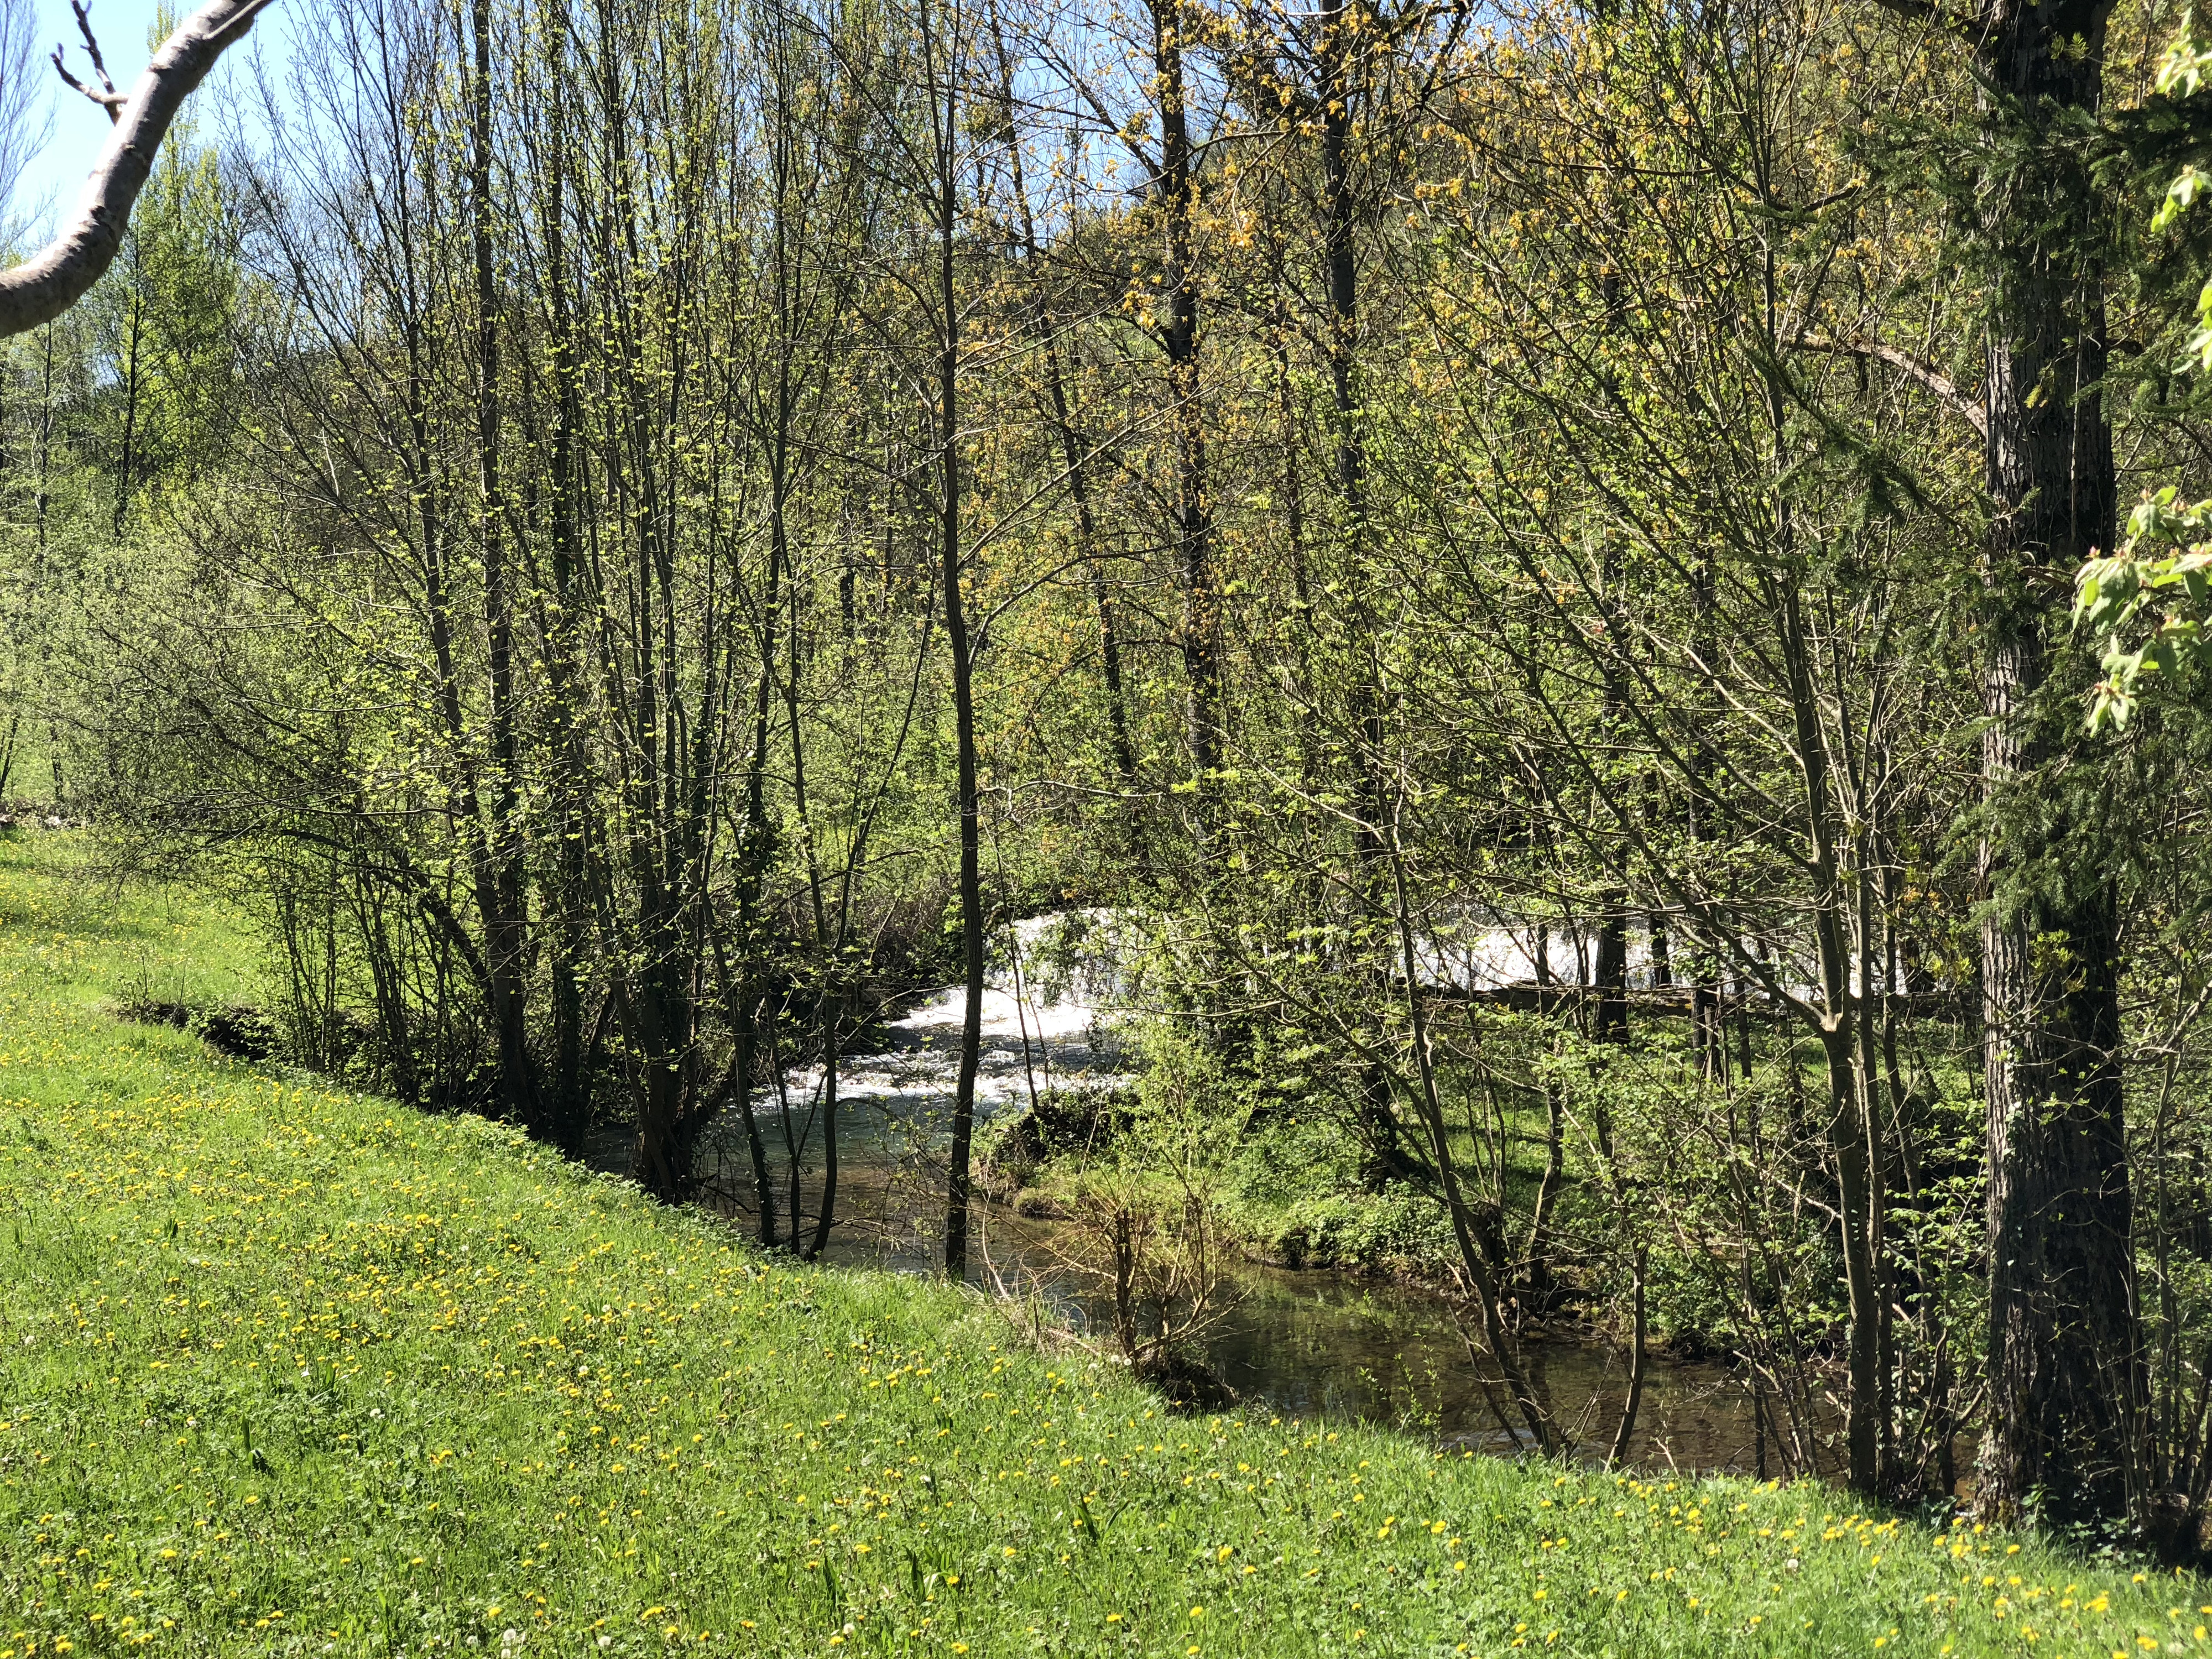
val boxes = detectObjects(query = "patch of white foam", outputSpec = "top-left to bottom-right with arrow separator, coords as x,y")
888,984 -> 1100,1044
735,910 -> 1138,1141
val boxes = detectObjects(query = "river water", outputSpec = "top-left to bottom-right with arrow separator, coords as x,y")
695,916 -> 1828,1478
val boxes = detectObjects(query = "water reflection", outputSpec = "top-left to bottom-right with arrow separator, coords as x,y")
698,1144 -> 1830,1481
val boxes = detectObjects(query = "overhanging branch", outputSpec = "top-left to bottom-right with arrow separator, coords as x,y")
0,0 -> 274,338
1792,331 -> 1987,440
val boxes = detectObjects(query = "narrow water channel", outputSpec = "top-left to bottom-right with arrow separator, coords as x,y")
694,924 -> 1833,1479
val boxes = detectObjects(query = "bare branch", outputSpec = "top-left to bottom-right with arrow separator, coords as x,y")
1791,331 -> 1987,439
69,0 -> 121,107
50,49 -> 126,123
2,0 -> 274,338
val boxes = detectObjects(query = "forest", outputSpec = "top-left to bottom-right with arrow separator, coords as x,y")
1,0 -> 2209,1558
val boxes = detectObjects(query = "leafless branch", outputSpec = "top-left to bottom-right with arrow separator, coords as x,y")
61,0 -> 123,114
1,0 -> 275,338
0,0 -> 50,227
50,35 -> 126,123
50,56 -> 125,119
1791,331 -> 1986,439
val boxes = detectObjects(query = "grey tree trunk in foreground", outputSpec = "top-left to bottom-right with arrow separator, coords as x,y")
0,0 -> 273,337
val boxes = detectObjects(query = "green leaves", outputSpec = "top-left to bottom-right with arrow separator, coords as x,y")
2072,7 -> 2212,728
2151,164 -> 2212,235
2073,489 -> 2212,729
2157,9 -> 2212,100
2143,16 -> 2212,369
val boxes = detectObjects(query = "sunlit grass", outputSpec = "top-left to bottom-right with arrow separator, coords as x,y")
0,831 -> 2192,1656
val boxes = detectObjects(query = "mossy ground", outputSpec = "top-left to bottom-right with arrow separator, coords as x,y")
0,832 -> 2192,1658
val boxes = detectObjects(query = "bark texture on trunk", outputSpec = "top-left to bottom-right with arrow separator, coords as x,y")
1974,0 -> 2142,1528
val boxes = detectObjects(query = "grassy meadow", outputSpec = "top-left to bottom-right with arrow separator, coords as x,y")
0,832 -> 2197,1657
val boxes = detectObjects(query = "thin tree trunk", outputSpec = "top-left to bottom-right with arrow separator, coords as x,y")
713,925 -> 778,1249
729,464 -> 789,1244
535,0 -> 592,1152
931,3 -> 984,1282
986,17 -> 1139,804
1773,568 -> 1882,1498
112,263 -> 142,541
1606,1245 -> 1648,1468
469,0 -> 539,1130
1147,0 -> 1223,804
1523,1077 -> 1564,1307
808,990 -> 842,1260
1386,806 -> 1555,1457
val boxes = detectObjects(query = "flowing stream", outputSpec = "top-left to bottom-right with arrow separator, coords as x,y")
696,915 -> 1826,1477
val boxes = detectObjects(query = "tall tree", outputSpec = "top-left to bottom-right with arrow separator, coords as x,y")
1961,0 -> 2141,1526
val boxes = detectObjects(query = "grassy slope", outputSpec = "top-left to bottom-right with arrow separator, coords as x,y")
0,836 -> 2196,1659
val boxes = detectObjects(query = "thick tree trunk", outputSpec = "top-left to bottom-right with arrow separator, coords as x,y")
1593,909 -> 1629,1044
1980,867 -> 2137,1522
1973,0 -> 2142,1528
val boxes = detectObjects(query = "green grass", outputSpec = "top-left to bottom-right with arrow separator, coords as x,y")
0,832 -> 2195,1659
